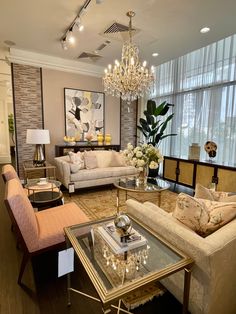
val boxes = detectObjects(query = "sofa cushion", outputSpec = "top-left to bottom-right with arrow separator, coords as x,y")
110,166 -> 139,177
174,193 -> 236,236
71,168 -> 114,181
70,166 -> 137,182
84,151 -> 98,169
109,151 -> 126,167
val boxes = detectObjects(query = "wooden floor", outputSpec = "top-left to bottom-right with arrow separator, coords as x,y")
0,165 -> 184,314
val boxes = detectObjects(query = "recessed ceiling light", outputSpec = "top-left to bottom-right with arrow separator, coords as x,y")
152,52 -> 159,57
200,27 -> 210,34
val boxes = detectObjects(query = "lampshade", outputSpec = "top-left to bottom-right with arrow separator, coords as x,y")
26,129 -> 50,144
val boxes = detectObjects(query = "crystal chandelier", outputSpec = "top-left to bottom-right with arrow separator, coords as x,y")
103,11 -> 155,104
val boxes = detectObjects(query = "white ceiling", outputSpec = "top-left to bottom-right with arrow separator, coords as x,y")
0,0 -> 236,70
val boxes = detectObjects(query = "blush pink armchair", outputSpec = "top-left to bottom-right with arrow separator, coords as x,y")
4,178 -> 89,285
2,164 -> 20,183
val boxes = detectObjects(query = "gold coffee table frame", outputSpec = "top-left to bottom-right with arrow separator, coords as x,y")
114,176 -> 170,213
64,215 -> 193,314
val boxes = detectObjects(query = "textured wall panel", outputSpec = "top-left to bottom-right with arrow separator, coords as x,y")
12,64 -> 43,179
120,100 -> 137,150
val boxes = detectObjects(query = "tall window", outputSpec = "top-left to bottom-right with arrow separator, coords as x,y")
154,34 -> 236,165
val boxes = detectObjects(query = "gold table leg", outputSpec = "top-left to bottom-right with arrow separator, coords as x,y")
182,265 -> 193,314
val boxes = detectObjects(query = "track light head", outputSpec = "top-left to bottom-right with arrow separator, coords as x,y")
67,28 -> 76,45
61,38 -> 68,50
74,18 -> 84,32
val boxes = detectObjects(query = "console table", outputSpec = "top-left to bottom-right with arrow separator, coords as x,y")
55,143 -> 121,157
163,156 -> 236,192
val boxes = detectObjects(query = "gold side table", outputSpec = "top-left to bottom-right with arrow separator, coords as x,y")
23,160 -> 56,182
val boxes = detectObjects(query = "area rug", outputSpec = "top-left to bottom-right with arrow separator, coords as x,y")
122,282 -> 166,310
64,187 -> 177,220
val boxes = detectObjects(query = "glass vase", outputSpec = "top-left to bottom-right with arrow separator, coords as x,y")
136,164 -> 149,186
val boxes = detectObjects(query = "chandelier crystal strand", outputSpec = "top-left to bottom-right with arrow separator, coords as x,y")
103,11 -> 155,104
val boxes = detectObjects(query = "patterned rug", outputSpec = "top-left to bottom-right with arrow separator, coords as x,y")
64,187 -> 177,220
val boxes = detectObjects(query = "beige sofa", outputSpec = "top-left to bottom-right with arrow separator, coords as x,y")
126,198 -> 236,314
54,150 -> 138,190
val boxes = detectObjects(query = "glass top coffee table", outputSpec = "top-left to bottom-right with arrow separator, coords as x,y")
65,215 -> 193,314
25,179 -> 63,209
114,176 -> 170,212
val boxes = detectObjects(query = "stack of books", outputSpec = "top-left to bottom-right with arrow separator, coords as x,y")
97,222 -> 147,254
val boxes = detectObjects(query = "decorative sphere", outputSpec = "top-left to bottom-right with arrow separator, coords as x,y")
114,214 -> 132,233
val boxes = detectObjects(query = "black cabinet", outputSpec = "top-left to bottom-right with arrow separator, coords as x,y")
163,156 -> 236,192
55,143 -> 121,157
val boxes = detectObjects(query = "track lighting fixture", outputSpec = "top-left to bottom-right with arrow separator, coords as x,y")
60,0 -> 94,50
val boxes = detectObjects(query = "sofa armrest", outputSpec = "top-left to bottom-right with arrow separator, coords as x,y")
126,199 -> 217,261
54,157 -> 71,189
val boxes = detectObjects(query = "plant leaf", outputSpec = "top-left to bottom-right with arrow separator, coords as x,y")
146,114 -> 155,125
147,100 -> 156,115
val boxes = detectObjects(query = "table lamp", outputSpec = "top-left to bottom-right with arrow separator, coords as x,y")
26,129 -> 50,166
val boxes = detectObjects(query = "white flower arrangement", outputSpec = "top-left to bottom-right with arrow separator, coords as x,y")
122,143 -> 163,171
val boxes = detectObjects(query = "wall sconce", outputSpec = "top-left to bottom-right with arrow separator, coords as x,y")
26,129 -> 50,166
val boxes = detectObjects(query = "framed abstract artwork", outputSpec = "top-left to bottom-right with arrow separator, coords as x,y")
64,88 -> 105,141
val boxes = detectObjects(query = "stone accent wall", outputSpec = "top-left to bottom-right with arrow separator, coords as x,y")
120,100 -> 137,150
12,64 -> 43,179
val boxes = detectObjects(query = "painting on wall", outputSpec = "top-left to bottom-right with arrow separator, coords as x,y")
64,88 -> 105,141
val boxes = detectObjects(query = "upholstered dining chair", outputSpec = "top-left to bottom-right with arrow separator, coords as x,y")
4,178 -> 89,285
1,164 -> 19,183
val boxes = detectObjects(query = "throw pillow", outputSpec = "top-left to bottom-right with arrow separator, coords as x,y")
202,201 -> 236,236
194,183 -> 229,201
68,151 -> 85,173
95,151 -> 113,168
220,194 -> 236,202
109,151 -> 126,167
84,151 -> 98,169
194,183 -> 215,200
174,193 -> 236,237
173,193 -> 209,235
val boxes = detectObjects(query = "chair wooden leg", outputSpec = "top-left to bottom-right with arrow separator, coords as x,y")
18,252 -> 30,285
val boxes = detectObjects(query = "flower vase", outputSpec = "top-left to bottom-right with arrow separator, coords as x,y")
148,166 -> 159,178
136,165 -> 149,186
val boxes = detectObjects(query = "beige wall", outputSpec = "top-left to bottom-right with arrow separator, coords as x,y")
42,68 -> 120,164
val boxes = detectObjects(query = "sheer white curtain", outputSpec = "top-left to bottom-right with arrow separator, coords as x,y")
153,34 -> 236,165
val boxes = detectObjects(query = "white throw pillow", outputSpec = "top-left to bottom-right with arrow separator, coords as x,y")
68,151 -> 85,173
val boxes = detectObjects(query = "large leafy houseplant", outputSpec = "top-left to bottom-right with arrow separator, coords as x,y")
137,100 -> 176,147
